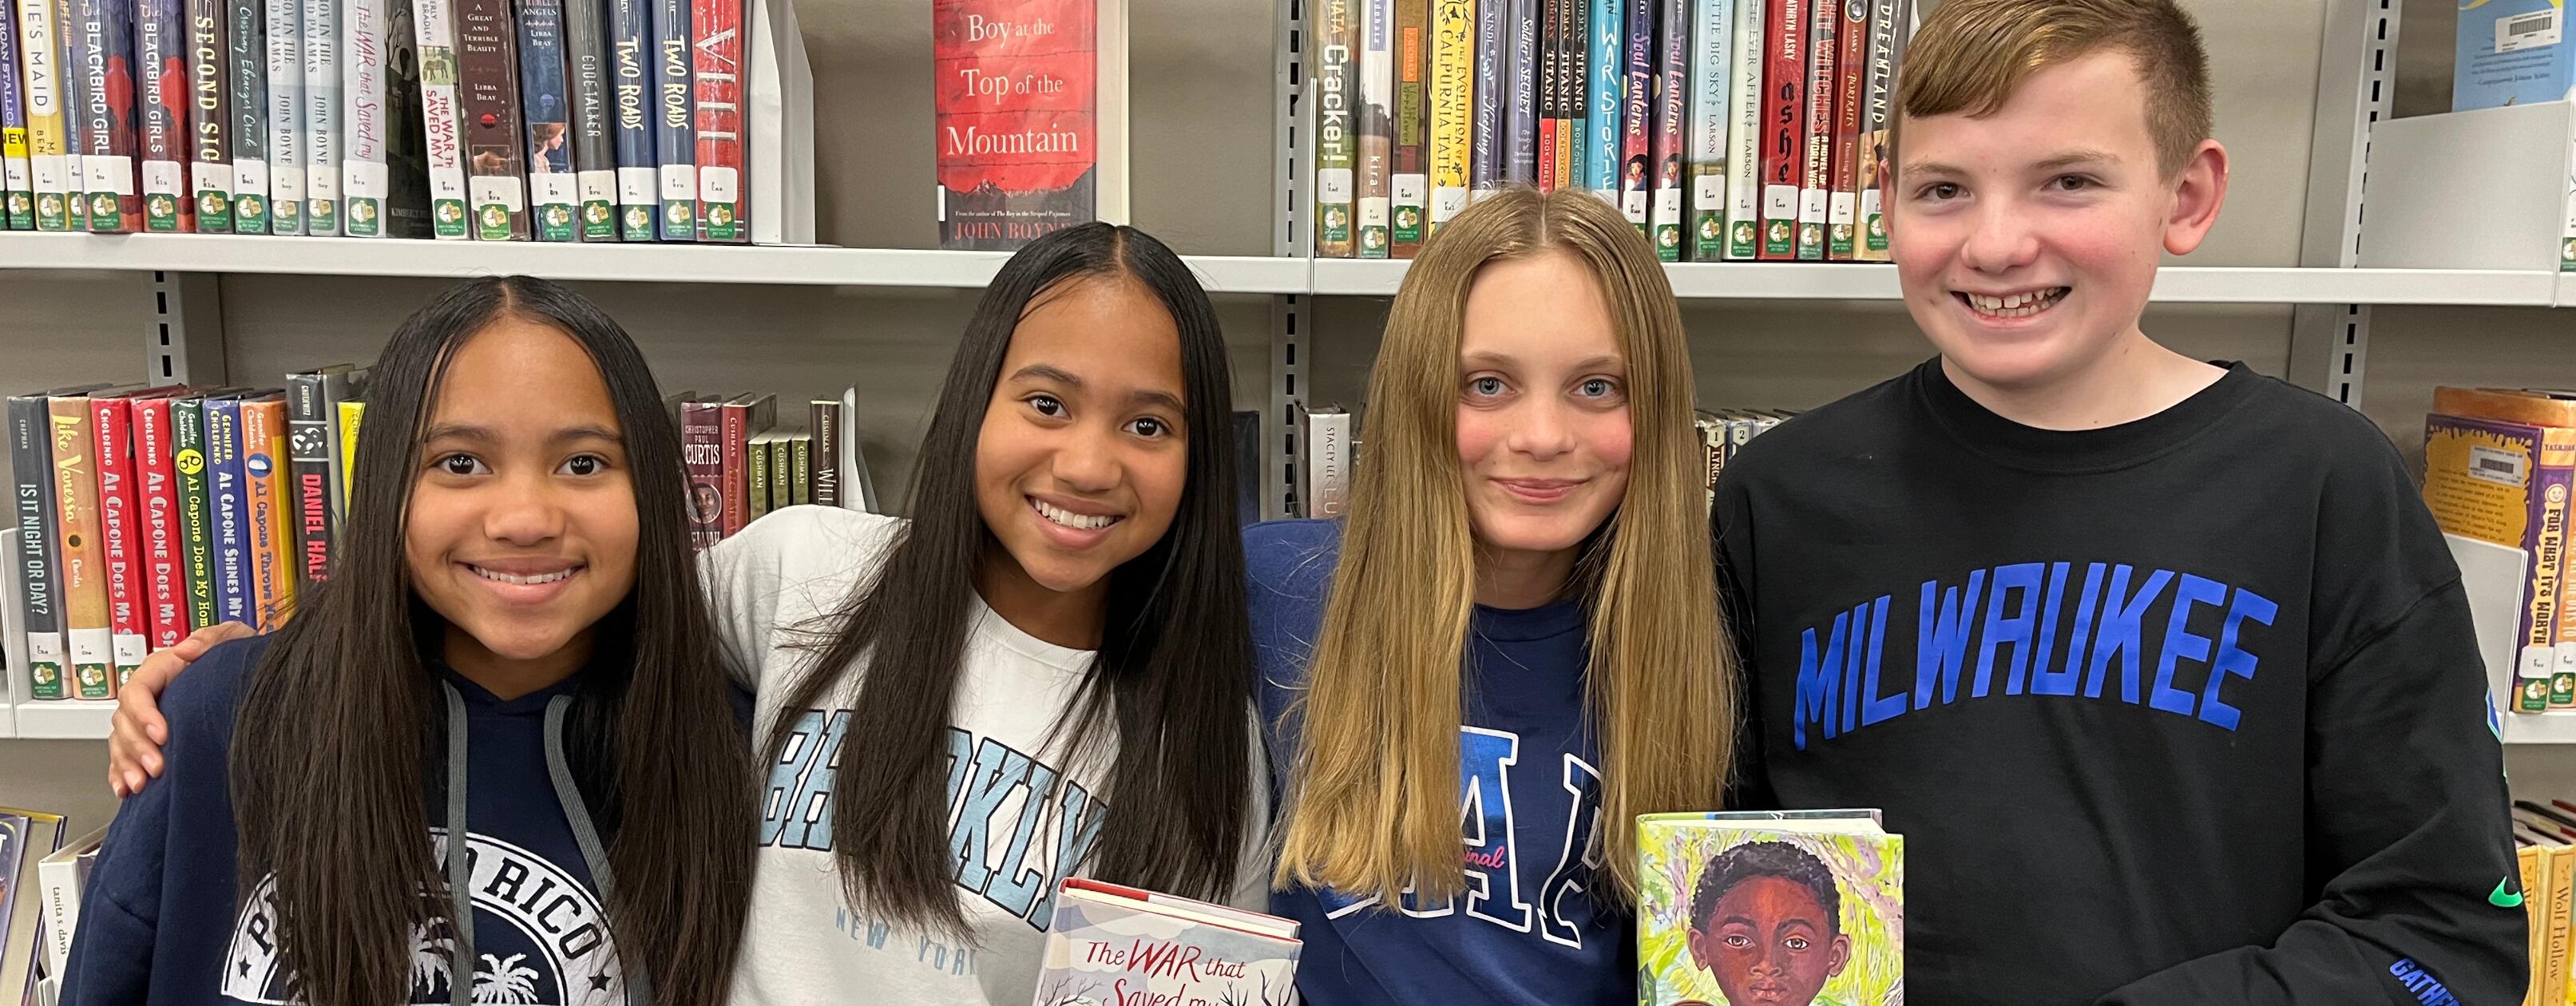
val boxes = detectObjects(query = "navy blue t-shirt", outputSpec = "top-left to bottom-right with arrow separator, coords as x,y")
1247,519 -> 1626,1006
61,635 -> 633,1006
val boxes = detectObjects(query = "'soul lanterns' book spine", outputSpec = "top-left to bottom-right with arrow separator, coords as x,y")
932,0 -> 1101,251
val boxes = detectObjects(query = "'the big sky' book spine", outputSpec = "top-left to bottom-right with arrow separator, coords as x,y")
187,0 -> 232,231
131,394 -> 191,650
517,0 -> 579,241
1685,0 -> 1730,261
648,0 -> 689,240
91,394 -> 150,686
139,0 -> 192,229
48,395 -> 113,699
170,394 -> 216,632
565,0 -> 616,239
608,0 -> 652,239
688,0 -> 743,241
9,394 -> 67,699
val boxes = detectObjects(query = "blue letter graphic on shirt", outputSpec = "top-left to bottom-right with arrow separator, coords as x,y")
950,739 -> 1036,897
1534,754 -> 1604,949
1023,781 -> 1108,928
1915,570 -> 1985,709
762,709 -> 849,850
2150,573 -> 2226,717
1857,596 -> 1906,727
2011,562 -> 2073,696
1460,727 -> 1533,931
2029,563 -> 2106,696
2199,588 -> 2278,731
1972,563 -> 2045,699
984,757 -> 1061,921
1795,608 -> 1851,749
2085,565 -> 2173,703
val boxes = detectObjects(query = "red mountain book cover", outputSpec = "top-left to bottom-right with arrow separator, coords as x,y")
934,0 -> 1106,250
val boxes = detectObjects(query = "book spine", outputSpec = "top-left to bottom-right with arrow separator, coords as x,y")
1355,0 -> 1392,257
92,398 -> 149,685
719,400 -> 747,536
378,0 -> 428,236
686,0 -> 738,241
57,0 -> 88,231
807,399 -> 838,508
225,0 -> 265,232
186,0 -> 231,231
1583,0 -> 1615,194
336,398 -> 362,514
2524,430 -> 2576,713
1795,0 -> 1833,260
1534,0 -> 1553,190
171,397 -> 215,632
746,434 -> 769,521
78,0 -> 143,232
37,841 -> 85,978
456,0 -> 525,238
1758,0 -> 1801,259
19,0 -> 72,230
1722,0 -> 1758,258
1826,0 -> 1863,259
1425,0 -> 1468,232
1468,0 -> 1499,195
263,0 -> 301,232
299,0 -> 338,233
565,0 -> 612,238
47,398 -> 112,699
1389,0 -> 1425,256
206,397 -> 248,627
1853,0 -> 1894,261
1685,0 -> 1729,261
1504,0 -> 1533,185
410,0 -> 467,236
1314,0 -> 1353,256
138,0 -> 192,228
240,398 -> 293,628
648,0 -> 687,239
133,397 -> 188,649
1647,0 -> 1681,258
517,0 -> 574,240
1615,0 -> 1647,229
8,397 -> 65,699
608,0 -> 650,239
1556,0 -> 1578,188
287,374 -> 333,590
680,401 -> 719,548
790,434 -> 810,506
339,0 -> 384,234
1302,410 -> 1351,517
0,0 -> 30,230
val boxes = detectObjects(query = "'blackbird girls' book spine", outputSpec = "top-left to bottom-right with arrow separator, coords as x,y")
139,0 -> 192,229
77,0 -> 145,232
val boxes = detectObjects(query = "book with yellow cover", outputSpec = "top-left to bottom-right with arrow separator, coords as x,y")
239,394 -> 296,628
1426,0 -> 1472,235
48,392 -> 115,699
339,398 -> 365,515
2425,411 -> 2576,713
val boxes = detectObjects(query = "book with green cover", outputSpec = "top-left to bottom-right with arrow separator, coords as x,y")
171,390 -> 228,632
1639,810 -> 1903,1006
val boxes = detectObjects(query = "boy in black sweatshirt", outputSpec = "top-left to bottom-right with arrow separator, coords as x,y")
1710,0 -> 2526,1002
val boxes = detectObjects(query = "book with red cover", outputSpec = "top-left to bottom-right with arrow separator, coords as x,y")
681,398 -> 723,548
132,393 -> 194,649
717,392 -> 775,537
138,0 -> 196,229
934,0 -> 1104,250
1796,0 -> 1837,260
90,392 -> 155,685
77,0 -> 146,231
1757,0 -> 1803,259
689,0 -> 744,240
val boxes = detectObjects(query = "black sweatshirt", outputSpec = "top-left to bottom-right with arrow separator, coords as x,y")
1711,358 -> 2525,1006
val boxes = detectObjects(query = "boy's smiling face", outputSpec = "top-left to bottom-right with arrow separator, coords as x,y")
1884,48 -> 2226,394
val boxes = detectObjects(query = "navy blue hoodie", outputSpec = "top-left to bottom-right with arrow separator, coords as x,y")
60,635 -> 636,1006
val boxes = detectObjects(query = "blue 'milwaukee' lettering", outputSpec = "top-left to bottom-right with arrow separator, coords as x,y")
1790,563 -> 2280,749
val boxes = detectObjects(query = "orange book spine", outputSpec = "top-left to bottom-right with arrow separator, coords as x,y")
49,397 -> 116,699
240,397 -> 297,628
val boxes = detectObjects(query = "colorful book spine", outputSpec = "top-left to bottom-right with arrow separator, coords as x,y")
299,0 -> 339,235
1557,0 -> 1581,188
518,0 -> 577,241
1468,0 -> 1500,196
1685,0 -> 1730,261
1356,0 -> 1393,258
1615,0 -> 1648,229
1827,0 -> 1865,259
1390,0 -> 1425,257
204,395 -> 250,627
2,0 -> 36,229
226,0 -> 267,232
457,0 -> 527,239
1425,0 -> 1468,232
240,396 -> 294,628
1758,0 -> 1802,259
171,394 -> 215,632
688,0 -> 741,241
187,0 -> 232,231
57,0 -> 88,231
1797,0 -> 1835,260
1583,0 -> 1615,194
648,0 -> 689,240
565,0 -> 614,239
285,373 -> 335,588
1314,0 -> 1354,256
8,395 -> 67,699
18,0 -> 72,230
1504,0 -> 1534,185
132,396 -> 190,650
1647,0 -> 1682,259
608,0 -> 651,240
336,398 -> 362,515
1535,0 -> 1554,190
140,0 -> 192,229
47,396 -> 113,699
77,0 -> 144,232
409,0 -> 467,236
90,396 -> 149,686
1855,0 -> 1896,262
339,0 -> 386,234
807,398 -> 838,508
263,0 -> 303,232
718,398 -> 747,536
1721,0 -> 1758,258
681,400 -> 719,549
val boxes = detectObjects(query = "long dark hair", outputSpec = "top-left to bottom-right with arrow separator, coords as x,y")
231,276 -> 755,1004
766,223 -> 1254,935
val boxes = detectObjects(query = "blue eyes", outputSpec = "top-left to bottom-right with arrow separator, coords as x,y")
1472,377 -> 1507,396
1579,378 -> 1615,398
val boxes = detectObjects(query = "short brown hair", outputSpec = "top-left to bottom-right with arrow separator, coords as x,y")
1893,0 -> 2212,179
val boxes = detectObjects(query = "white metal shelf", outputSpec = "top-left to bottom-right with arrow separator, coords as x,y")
11,701 -> 114,741
2507,714 -> 2576,745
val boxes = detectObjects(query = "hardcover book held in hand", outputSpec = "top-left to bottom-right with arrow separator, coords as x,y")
1030,878 -> 1300,1006
1639,810 -> 1903,1006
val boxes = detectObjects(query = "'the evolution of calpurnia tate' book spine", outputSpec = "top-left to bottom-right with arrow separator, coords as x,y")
933,0 -> 1103,250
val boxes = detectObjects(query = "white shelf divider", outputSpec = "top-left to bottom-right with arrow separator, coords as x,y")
13,701 -> 115,741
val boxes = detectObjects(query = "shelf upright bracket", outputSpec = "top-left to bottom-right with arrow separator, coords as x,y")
1270,0 -> 1310,520
148,271 -> 228,387
2288,0 -> 2400,406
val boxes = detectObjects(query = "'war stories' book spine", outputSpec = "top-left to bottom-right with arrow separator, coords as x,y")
648,0 -> 688,240
1796,0 -> 1835,260
1504,0 -> 1534,186
240,395 -> 295,628
77,0 -> 145,232
1758,0 -> 1802,259
1854,0 -> 1896,262
139,0 -> 192,230
410,0 -> 470,236
1685,0 -> 1730,261
225,0 -> 267,232
186,0 -> 232,231
1721,0 -> 1758,258
1313,0 -> 1354,256
299,0 -> 340,234
608,0 -> 652,240
1615,0 -> 1649,229
1,0 -> 32,230
1425,0 -> 1468,233
688,0 -> 743,241
1467,0 -> 1500,196
89,394 -> 149,686
681,400 -> 721,548
47,394 -> 113,699
1647,0 -> 1683,259
1389,0 -> 1426,256
1826,0 -> 1865,259
1583,0 -> 1615,195
517,0 -> 577,240
807,398 -> 839,507
564,0 -> 615,239
170,394 -> 216,632
204,394 -> 251,627
456,0 -> 528,239
18,0 -> 74,231
130,394 -> 191,650
9,394 -> 67,699
263,0 -> 303,232
285,371 -> 336,588
339,0 -> 388,234
1355,0 -> 1393,259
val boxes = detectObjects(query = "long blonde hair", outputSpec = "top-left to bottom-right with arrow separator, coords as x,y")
1274,187 -> 1736,906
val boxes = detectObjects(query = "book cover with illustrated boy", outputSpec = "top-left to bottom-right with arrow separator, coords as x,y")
1639,810 -> 1903,1006
1032,877 -> 1301,1006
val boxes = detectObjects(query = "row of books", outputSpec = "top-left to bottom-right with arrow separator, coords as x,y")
2518,798 -> 2576,1006
0,806 -> 105,1006
1310,0 -> 1916,263
2423,386 -> 2576,715
678,390 -> 879,550
0,0 -> 772,242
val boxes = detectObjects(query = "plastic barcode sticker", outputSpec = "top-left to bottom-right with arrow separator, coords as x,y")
2468,446 -> 2527,487
1694,174 -> 1722,205
2499,8 -> 2561,53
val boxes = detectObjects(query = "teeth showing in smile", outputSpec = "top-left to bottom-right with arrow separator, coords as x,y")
470,565 -> 576,586
1032,498 -> 1120,532
1964,287 -> 2069,318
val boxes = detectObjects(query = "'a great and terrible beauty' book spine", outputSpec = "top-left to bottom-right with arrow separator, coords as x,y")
933,0 -> 1101,251
455,0 -> 529,239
